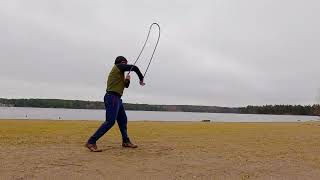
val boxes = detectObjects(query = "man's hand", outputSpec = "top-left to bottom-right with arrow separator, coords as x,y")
139,80 -> 145,86
125,74 -> 131,80
124,74 -> 131,88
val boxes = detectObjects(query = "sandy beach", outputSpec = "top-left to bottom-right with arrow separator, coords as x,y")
0,120 -> 320,180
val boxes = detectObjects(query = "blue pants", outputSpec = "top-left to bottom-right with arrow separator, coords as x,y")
88,93 -> 129,144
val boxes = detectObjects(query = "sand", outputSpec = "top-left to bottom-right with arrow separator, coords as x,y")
0,119 -> 320,180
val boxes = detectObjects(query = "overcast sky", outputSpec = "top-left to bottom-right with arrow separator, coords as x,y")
1,0 -> 319,106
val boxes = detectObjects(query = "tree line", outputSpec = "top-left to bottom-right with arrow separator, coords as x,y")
239,104 -> 320,116
0,98 -> 319,116
0,98 -> 236,113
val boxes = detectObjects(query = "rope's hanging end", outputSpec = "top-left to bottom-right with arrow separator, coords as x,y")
127,23 -> 161,81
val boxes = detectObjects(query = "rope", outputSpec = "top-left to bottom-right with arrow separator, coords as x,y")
128,23 -> 161,79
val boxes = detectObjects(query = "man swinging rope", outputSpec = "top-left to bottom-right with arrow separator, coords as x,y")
85,56 -> 145,152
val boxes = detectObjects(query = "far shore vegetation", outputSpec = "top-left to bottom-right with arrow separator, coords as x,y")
0,98 -> 319,116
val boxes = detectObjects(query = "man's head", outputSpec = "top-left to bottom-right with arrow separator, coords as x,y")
115,56 -> 128,64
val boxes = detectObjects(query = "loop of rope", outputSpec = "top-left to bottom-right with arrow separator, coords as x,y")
128,23 -> 161,79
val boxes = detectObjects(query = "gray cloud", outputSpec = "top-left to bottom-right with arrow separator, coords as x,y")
1,0 -> 319,106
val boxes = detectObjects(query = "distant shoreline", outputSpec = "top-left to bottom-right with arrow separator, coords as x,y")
1,119 -> 319,123
1,98 -> 320,116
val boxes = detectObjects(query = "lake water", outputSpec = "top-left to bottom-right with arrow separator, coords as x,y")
0,107 -> 319,122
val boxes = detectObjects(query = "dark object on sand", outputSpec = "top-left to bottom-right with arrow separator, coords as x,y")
202,120 -> 211,122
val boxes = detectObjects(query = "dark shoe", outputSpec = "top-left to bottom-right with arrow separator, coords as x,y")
122,142 -> 138,148
85,143 -> 102,152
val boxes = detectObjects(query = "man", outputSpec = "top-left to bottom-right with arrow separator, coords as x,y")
85,56 -> 145,152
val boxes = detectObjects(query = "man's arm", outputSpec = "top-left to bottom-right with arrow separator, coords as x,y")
116,64 -> 144,81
